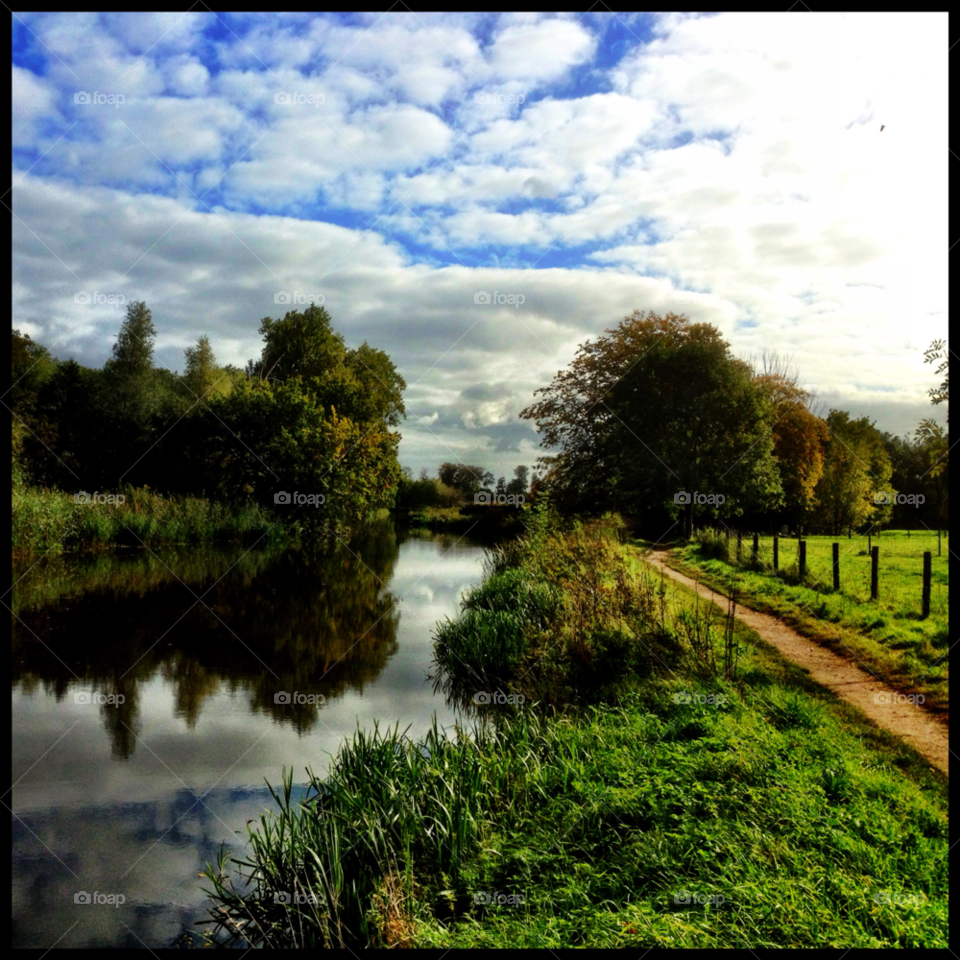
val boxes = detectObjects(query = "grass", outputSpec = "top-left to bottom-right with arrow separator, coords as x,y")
11,483 -> 291,558
659,529 -> 949,711
202,509 -> 948,948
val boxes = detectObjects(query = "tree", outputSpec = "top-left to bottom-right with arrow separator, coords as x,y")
753,374 -> 828,527
343,342 -> 406,428
506,465 -> 529,497
521,310 -> 782,536
10,328 -> 56,418
195,377 -> 401,536
924,338 -> 948,416
813,411 -> 893,535
103,300 -> 159,427
495,476 -> 507,496
438,463 -> 493,496
253,304 -> 346,383
915,418 -> 949,535
182,335 -> 231,403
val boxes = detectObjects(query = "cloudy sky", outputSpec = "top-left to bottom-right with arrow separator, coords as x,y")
11,11 -> 948,479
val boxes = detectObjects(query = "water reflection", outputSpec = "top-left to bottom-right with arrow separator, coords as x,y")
11,522 -> 487,948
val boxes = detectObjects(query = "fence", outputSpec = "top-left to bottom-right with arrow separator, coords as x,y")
711,530 -> 943,620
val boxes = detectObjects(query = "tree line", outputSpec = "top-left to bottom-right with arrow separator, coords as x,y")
520,310 -> 948,538
396,462 -> 535,510
11,301 -> 405,536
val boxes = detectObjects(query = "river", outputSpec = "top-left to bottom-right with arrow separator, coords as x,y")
11,521 -> 488,948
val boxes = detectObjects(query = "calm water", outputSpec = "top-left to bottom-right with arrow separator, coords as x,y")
11,522 -> 488,949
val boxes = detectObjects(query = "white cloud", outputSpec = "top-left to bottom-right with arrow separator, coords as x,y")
10,12 -> 948,476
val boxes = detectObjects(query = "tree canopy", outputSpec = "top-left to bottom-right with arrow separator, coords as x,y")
521,310 -> 783,535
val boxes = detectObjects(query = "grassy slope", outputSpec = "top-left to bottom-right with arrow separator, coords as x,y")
414,570 -> 947,948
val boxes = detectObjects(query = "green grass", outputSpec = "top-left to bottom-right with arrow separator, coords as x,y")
11,484 -> 290,557
660,529 -> 949,710
203,512 -> 948,948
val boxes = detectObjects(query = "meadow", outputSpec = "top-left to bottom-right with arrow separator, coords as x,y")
667,529 -> 949,710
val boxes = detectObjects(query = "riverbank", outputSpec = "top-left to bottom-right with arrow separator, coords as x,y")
12,483 -> 288,558
396,503 -> 528,536
204,511 -> 948,948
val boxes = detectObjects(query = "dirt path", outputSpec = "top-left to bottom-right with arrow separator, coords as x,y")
643,547 -> 949,775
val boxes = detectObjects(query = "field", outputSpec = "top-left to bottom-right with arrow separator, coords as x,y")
665,530 -> 949,710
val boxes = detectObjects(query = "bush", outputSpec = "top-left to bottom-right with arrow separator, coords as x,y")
396,476 -> 463,510
693,527 -> 731,562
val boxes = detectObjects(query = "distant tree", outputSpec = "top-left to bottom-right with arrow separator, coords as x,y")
495,476 -> 507,496
506,464 -> 529,497
813,411 -> 893,535
924,338 -> 948,417
182,335 -> 230,403
110,300 -> 156,376
103,300 -> 159,427
438,463 -> 493,496
754,374 -> 828,527
915,418 -> 949,534
10,328 -> 55,418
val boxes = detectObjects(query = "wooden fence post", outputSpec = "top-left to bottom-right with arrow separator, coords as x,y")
922,551 -> 931,619
832,542 -> 840,591
773,534 -> 779,571
871,546 -> 879,600
753,532 -> 759,560
799,540 -> 807,580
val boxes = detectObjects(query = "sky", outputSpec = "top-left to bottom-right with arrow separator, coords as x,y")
11,11 -> 949,479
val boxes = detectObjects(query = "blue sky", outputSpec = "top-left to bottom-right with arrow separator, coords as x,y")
11,11 -> 948,478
